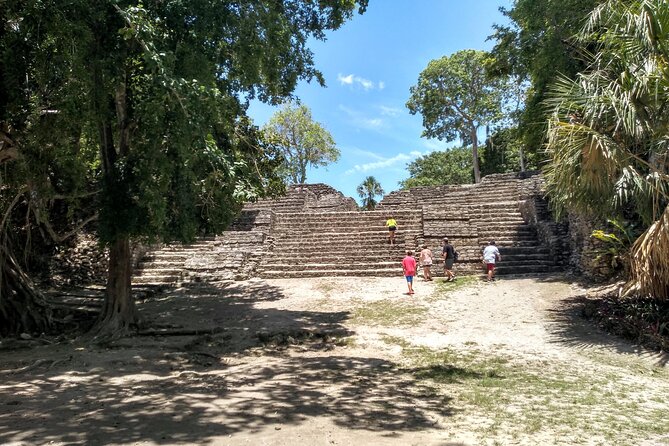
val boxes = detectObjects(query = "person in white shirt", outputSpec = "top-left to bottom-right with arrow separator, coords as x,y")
482,240 -> 501,282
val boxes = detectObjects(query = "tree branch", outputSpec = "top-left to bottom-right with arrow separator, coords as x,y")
51,190 -> 101,201
0,187 -> 28,235
31,205 -> 99,244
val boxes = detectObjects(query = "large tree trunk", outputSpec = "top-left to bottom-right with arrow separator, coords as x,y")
0,245 -> 51,336
90,236 -> 137,339
89,57 -> 138,339
471,130 -> 481,183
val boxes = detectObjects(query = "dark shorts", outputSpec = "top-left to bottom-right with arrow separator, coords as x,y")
444,259 -> 454,269
388,226 -> 397,232
405,275 -> 413,283
486,262 -> 495,271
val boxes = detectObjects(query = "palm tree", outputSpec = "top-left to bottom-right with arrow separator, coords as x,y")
544,0 -> 669,299
356,176 -> 385,211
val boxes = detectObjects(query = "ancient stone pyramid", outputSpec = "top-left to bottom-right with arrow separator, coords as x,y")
134,174 -> 568,285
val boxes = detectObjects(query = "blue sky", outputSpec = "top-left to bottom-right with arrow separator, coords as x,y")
248,0 -> 512,204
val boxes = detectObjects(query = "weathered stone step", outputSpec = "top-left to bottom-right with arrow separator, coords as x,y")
259,267 -> 403,278
137,260 -> 191,268
488,259 -> 556,267
259,261 -> 401,271
495,264 -> 563,275
478,239 -> 542,247
272,222 -> 423,231
273,212 -> 423,219
498,246 -> 550,255
272,238 -> 421,247
135,267 -> 183,275
273,232 -> 421,242
475,217 -> 526,223
132,275 -> 181,285
274,209 -> 418,216
280,226 -> 422,233
266,254 -> 407,264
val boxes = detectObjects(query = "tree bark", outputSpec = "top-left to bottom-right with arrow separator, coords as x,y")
471,130 -> 481,183
90,236 -> 137,339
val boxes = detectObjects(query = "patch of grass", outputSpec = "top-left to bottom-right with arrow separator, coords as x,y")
427,275 -> 479,301
380,334 -> 412,348
390,342 -> 669,443
315,281 -> 340,296
351,299 -> 427,327
336,336 -> 357,348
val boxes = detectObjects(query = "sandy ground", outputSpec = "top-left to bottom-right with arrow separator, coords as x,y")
0,275 -> 668,446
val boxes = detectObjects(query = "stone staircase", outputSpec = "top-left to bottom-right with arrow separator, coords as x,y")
132,173 -> 566,283
379,173 -> 564,277
257,210 -> 423,278
133,231 -> 269,286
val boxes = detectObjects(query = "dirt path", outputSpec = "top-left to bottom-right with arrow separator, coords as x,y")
1,275 -> 668,446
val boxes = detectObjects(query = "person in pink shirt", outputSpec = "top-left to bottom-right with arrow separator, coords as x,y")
402,250 -> 417,295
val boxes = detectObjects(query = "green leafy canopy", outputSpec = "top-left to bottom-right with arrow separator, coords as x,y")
263,102 -> 339,184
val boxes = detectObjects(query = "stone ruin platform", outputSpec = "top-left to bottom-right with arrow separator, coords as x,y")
134,174 -> 568,285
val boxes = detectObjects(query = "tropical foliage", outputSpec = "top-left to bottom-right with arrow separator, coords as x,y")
544,0 -> 669,299
488,0 -> 603,157
356,176 -> 384,211
0,0 -> 367,336
400,147 -> 473,188
263,103 -> 339,184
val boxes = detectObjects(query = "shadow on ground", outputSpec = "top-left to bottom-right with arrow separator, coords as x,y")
0,356 -> 455,444
0,279 -> 459,445
546,293 -> 669,368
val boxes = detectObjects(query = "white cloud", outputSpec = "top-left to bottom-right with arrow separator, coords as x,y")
345,152 -> 419,175
347,147 -> 386,161
359,78 -> 374,90
337,73 -> 383,91
337,74 -> 354,85
338,105 -> 386,130
379,105 -> 401,117
363,118 -> 384,128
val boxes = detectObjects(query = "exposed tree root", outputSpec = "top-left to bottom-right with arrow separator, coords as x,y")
0,245 -> 52,336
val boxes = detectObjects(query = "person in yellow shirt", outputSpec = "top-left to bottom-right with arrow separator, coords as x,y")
385,217 -> 397,245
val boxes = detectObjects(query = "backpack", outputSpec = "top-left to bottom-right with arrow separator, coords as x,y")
453,250 -> 459,261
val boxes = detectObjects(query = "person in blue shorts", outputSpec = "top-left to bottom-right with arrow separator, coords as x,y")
402,250 -> 417,295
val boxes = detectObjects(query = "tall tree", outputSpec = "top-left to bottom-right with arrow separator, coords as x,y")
407,50 -> 503,183
544,0 -> 669,299
400,147 -> 474,188
0,0 -> 367,338
488,0 -> 603,157
263,103 -> 339,184
480,127 -> 524,176
356,176 -> 384,210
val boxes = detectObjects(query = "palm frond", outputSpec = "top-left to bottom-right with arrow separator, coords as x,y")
623,204 -> 669,300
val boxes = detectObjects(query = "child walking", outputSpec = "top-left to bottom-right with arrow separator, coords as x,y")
402,250 -> 417,295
